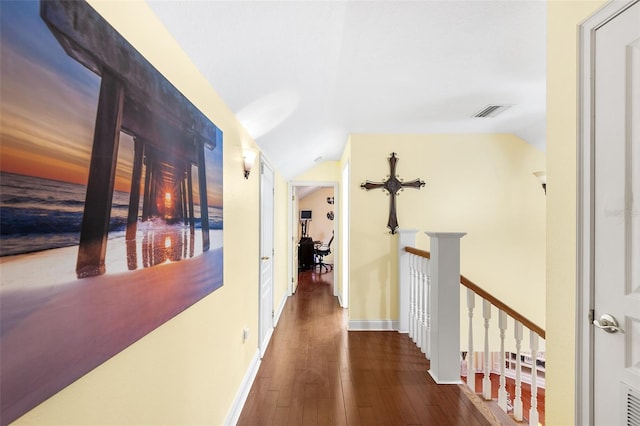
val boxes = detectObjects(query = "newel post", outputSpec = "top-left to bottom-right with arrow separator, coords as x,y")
397,229 -> 418,333
426,231 -> 466,384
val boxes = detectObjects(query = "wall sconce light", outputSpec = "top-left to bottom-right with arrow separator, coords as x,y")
533,171 -> 547,194
243,148 -> 258,179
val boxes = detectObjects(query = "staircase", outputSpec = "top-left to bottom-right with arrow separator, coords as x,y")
397,230 -> 545,425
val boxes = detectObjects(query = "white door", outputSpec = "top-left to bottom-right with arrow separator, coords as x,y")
259,160 -> 274,357
593,2 -> 640,423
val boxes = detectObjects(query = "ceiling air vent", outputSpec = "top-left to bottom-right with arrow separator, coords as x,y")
473,104 -> 511,118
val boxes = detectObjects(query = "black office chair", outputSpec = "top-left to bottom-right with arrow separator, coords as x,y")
314,234 -> 334,272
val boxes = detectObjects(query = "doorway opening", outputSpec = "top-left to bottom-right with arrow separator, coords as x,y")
289,182 -> 338,297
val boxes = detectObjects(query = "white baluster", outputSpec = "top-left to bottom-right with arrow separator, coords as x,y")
498,310 -> 508,411
415,256 -> 421,342
482,299 -> 492,400
397,230 -> 417,334
513,320 -> 523,421
529,332 -> 539,426
416,259 -> 424,349
466,288 -> 475,392
413,255 -> 420,345
423,257 -> 430,358
414,255 -> 420,342
419,257 -> 427,353
409,254 -> 416,341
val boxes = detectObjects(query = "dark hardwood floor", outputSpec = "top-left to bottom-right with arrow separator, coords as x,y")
237,270 -> 492,425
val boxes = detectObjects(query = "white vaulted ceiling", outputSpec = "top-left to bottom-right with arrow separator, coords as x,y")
147,1 -> 546,180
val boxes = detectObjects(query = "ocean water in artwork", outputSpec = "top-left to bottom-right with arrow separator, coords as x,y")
0,171 -> 223,258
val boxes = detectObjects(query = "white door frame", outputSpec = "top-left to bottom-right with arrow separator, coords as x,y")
287,183 -> 298,296
288,181 -> 339,297
576,1 -> 638,423
340,162 -> 350,308
259,157 -> 275,358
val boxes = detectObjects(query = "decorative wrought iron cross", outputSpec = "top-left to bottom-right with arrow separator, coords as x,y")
360,152 -> 425,234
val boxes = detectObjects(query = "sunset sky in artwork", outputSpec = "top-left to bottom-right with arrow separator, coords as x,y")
0,1 -> 223,206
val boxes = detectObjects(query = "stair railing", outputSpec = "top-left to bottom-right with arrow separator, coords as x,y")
397,230 -> 545,426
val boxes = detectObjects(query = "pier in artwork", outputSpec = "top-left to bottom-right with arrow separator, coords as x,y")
41,0 -> 223,278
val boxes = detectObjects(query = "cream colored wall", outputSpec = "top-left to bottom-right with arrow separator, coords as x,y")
349,134 -> 546,326
546,1 -> 606,425
15,2 -> 264,424
293,161 -> 341,182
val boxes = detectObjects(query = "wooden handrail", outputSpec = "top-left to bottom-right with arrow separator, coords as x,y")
405,246 -> 430,259
404,247 -> 546,339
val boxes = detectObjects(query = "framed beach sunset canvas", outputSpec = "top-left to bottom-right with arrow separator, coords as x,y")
0,1 -> 224,423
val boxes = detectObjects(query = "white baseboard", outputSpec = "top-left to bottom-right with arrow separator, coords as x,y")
260,327 -> 274,358
428,369 -> 463,385
348,320 -> 399,331
225,349 -> 261,426
274,293 -> 288,326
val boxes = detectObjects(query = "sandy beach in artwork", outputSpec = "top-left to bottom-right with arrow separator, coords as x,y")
0,230 -> 223,423
0,228 -> 223,291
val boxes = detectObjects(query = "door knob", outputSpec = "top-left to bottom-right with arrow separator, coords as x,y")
261,256 -> 270,260
593,313 -> 623,333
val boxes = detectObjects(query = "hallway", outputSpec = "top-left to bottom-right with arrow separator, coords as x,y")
237,270 -> 491,425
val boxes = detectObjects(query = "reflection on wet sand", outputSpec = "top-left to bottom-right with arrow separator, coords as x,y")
127,221 -> 197,270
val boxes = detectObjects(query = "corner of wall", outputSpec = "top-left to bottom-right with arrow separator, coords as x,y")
545,2 -> 607,425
